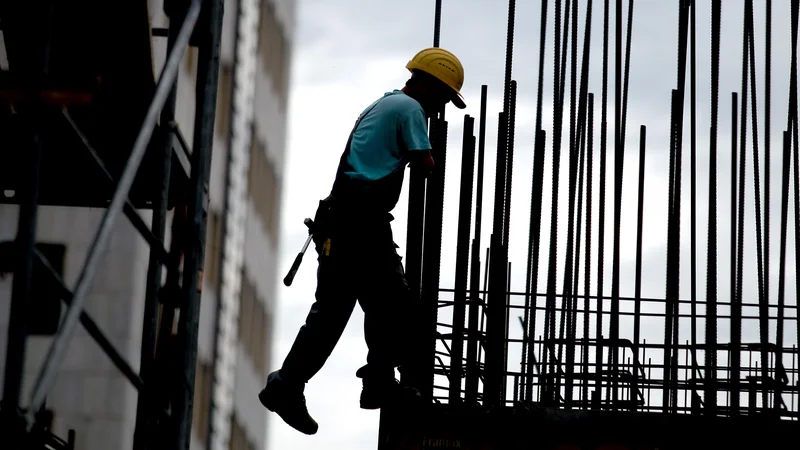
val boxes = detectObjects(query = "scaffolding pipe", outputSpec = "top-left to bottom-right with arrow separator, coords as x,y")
26,0 -> 203,423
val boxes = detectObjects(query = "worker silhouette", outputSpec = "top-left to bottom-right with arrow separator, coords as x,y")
258,47 -> 467,435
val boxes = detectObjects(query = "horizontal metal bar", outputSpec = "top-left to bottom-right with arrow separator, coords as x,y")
436,299 -> 799,320
437,287 -> 800,310
0,89 -> 94,106
33,248 -> 144,390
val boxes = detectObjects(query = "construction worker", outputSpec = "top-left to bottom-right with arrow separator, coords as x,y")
258,47 -> 466,435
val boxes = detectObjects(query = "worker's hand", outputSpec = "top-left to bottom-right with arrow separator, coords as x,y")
409,150 -> 435,177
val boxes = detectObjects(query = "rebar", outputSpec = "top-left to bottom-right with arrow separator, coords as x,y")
416,0 -> 800,427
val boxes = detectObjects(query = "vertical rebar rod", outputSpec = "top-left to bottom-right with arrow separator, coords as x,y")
594,0 -> 610,408
764,2 -> 772,403
553,0 -> 573,396
486,109 -> 508,406
663,88 -> 679,414
504,260 -> 512,402
566,113 -> 588,408
581,94 -> 594,407
172,0 -> 223,447
477,245 -> 491,384
492,6 -> 518,405
705,0 -> 722,417
561,0 -> 581,406
734,4 -> 751,413
524,128 -> 547,401
420,116 -> 449,400
609,0 -> 624,408
631,125 -> 646,411
522,0 -> 549,403
776,130 -> 790,411
543,0 -> 570,404
689,0 -> 699,385
465,86 -> 488,404
788,4 -> 800,423
730,90 -> 738,416
502,0 -> 516,116
565,0 -> 594,409
402,0 -> 445,390
662,0 -> 690,414
433,0 -> 442,47
502,81 -> 518,404
619,0 -> 634,150
744,0 -> 769,410
450,115 -> 476,404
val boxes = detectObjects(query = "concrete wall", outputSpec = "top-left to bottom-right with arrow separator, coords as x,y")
0,206 -> 150,450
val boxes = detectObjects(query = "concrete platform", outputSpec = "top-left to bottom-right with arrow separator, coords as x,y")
380,402 -> 799,450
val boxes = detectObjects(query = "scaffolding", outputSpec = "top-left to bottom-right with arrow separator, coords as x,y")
384,0 -> 800,448
0,1 -> 223,449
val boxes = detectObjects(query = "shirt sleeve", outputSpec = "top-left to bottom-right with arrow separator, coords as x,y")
400,108 -> 432,151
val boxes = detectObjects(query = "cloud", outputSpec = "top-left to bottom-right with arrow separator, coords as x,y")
270,0 -> 799,448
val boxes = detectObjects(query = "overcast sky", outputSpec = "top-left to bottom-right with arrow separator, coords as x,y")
268,1 -> 800,449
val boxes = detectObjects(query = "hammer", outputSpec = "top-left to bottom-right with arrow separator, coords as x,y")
283,218 -> 315,286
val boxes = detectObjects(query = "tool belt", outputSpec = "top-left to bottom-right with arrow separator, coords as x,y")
330,165 -> 405,214
311,195 -> 394,250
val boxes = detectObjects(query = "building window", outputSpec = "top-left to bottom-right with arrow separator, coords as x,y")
238,271 -> 269,377
192,359 -> 213,444
204,210 -> 222,288
216,63 -> 233,138
247,136 -> 281,242
0,241 -> 66,336
258,0 -> 290,108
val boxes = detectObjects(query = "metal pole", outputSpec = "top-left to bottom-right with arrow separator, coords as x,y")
171,0 -> 224,447
1,2 -> 54,427
26,0 -> 202,418
133,5 -> 182,448
2,119 -> 43,419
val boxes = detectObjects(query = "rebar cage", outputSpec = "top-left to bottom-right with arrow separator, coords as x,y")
384,0 -> 800,448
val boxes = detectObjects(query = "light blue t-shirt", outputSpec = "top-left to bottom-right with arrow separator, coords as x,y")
345,90 -> 432,181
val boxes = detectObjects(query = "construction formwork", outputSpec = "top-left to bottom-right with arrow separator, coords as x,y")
0,1 -> 223,449
385,0 -> 800,449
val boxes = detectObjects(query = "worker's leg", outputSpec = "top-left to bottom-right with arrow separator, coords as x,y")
278,259 -> 358,381
355,227 -> 419,408
260,229 -> 358,434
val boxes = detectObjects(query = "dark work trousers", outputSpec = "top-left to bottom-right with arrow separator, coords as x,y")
275,207 -> 413,387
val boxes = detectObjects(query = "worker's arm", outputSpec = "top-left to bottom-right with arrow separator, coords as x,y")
401,108 -> 435,177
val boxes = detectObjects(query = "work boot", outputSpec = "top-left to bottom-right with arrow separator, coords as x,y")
355,365 -> 421,409
258,371 -> 318,435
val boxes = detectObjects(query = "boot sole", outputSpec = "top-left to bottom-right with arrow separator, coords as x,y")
259,387 -> 319,435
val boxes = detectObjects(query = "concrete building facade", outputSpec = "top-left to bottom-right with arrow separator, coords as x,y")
0,1 -> 295,449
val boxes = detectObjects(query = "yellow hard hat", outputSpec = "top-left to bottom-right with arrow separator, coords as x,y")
406,47 -> 466,109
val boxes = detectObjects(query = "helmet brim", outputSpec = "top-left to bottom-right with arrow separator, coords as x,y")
451,92 -> 466,109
